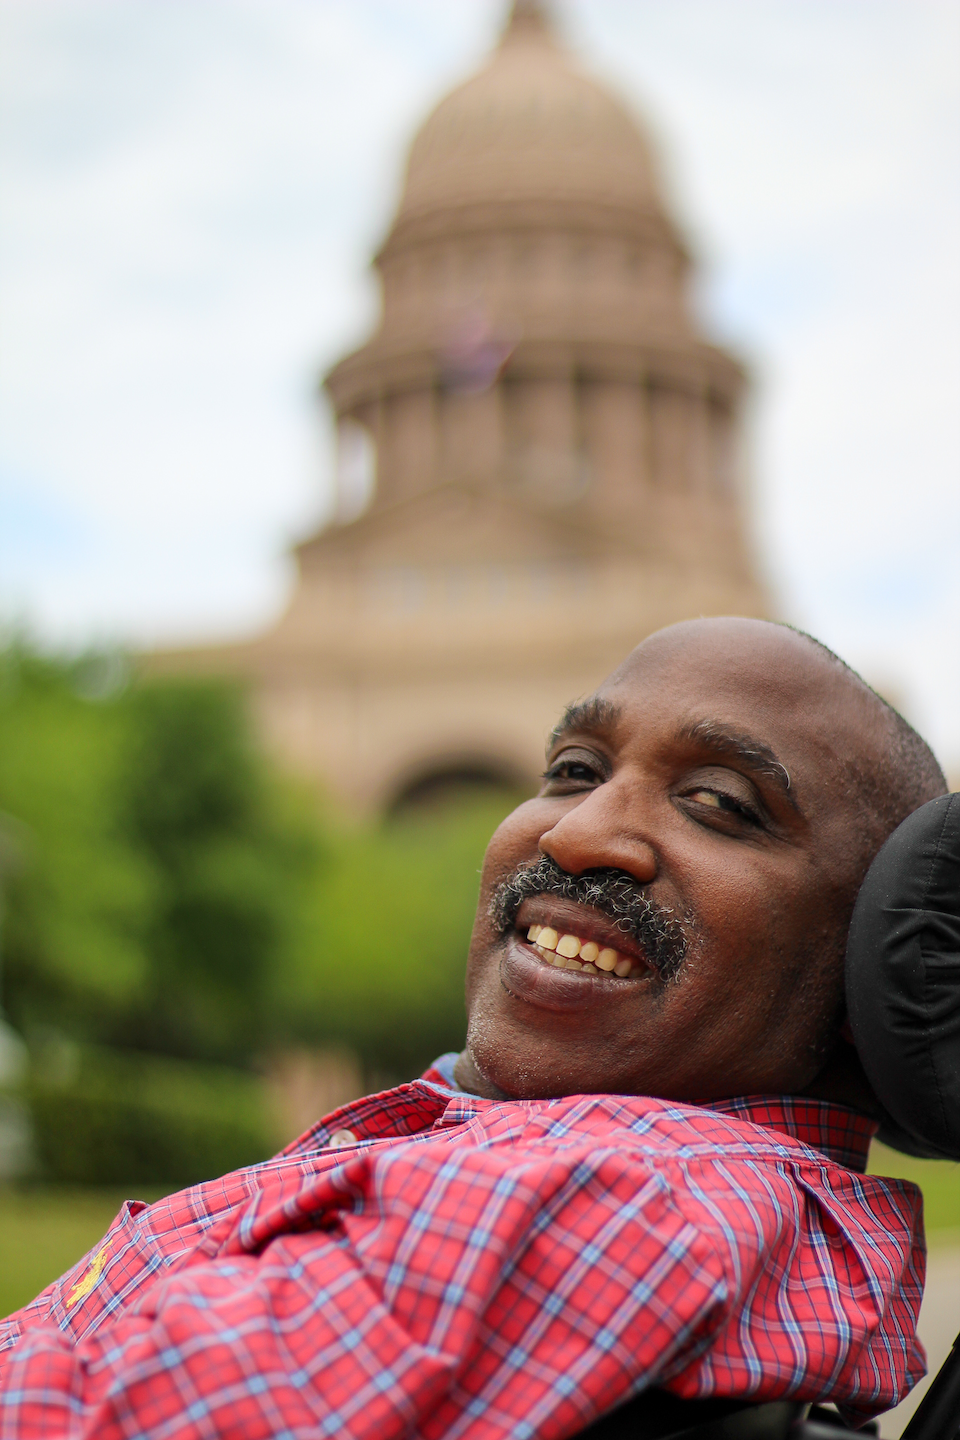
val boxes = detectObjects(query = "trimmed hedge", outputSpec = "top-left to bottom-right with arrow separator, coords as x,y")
25,1044 -> 273,1186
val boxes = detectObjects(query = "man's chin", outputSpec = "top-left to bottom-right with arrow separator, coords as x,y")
456,1039 -> 569,1101
461,932 -> 661,1099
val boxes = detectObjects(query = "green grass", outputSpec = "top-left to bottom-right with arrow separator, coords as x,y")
1,1150 -> 957,1326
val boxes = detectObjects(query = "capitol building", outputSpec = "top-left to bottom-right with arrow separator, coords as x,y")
152,0 -> 769,812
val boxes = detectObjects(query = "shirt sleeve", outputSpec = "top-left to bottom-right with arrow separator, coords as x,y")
0,1142 -> 730,1439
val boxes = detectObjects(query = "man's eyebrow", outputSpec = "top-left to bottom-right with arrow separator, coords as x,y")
679,718 -> 799,810
548,696 -> 621,751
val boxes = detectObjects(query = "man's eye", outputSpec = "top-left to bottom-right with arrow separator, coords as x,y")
684,788 -> 760,824
541,758 -> 602,788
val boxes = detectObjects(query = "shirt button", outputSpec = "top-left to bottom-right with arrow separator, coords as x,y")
328,1128 -> 359,1149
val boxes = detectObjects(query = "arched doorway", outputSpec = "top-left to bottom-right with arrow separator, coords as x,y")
385,756 -> 532,821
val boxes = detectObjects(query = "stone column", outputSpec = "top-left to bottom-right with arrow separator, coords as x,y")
376,387 -> 439,505
440,383 -> 503,485
649,383 -> 686,492
580,377 -> 649,514
507,374 -> 581,503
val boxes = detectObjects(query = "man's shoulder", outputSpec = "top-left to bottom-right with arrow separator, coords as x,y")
427,1088 -> 855,1167
427,1089 -> 923,1249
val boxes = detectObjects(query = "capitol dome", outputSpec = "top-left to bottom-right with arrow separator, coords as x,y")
389,0 -> 671,248
151,0 -> 768,818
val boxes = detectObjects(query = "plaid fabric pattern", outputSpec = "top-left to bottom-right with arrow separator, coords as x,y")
0,1075 -> 925,1439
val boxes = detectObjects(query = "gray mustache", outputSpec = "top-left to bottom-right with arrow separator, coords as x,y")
489,854 -> 691,982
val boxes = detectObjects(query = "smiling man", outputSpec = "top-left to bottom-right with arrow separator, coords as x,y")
457,616 -> 938,1109
0,619 -> 948,1440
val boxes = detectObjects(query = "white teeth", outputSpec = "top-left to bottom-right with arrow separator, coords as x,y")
527,925 -> 639,979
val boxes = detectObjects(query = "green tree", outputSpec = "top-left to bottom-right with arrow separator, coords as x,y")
115,679 -> 319,1065
0,637 -> 517,1099
273,793 -> 519,1082
0,647 -> 153,1044
0,646 -> 319,1069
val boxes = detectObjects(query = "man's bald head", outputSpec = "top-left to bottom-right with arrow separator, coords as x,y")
784,624 -> 947,853
603,617 -> 947,876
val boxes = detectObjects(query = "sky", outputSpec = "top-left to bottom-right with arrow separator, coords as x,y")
1,0 -> 959,772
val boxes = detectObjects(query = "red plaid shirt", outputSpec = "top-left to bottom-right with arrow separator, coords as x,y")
0,1063 -> 926,1439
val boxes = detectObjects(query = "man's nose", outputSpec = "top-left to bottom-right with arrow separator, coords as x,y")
538,778 -> 658,883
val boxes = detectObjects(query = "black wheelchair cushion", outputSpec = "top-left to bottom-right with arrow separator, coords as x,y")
845,791 -> 960,1160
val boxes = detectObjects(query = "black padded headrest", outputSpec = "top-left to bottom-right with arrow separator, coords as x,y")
846,792 -> 960,1160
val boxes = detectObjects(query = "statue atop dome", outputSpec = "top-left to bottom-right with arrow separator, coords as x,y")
500,0 -> 555,43
151,3 -> 769,814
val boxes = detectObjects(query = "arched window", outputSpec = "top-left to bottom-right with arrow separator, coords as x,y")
387,758 -> 530,819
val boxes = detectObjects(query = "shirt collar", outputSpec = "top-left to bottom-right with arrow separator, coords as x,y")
421,1058 -> 878,1172
422,1052 -> 464,1093
692,1095 -> 877,1172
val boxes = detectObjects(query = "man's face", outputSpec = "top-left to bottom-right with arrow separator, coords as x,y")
460,618 -> 885,1102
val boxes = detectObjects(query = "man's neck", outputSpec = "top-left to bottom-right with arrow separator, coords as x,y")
452,1042 -> 881,1117
453,1049 -> 510,1099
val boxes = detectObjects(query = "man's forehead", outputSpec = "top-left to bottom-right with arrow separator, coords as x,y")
606,618 -> 868,720
616,618 -> 836,690
551,620 -> 880,780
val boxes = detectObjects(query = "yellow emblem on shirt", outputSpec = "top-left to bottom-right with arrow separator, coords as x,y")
66,1246 -> 109,1307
